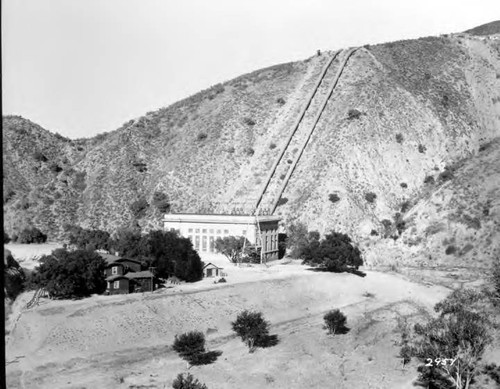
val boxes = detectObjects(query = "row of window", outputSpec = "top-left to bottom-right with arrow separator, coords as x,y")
187,228 -> 246,235
108,281 -> 120,289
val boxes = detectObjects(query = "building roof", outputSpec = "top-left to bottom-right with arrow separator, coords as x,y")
100,253 -> 142,266
163,213 -> 281,225
125,270 -> 155,279
203,262 -> 223,270
105,275 -> 129,282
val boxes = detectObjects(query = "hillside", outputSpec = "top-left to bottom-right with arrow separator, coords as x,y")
3,27 -> 500,272
464,20 -> 500,36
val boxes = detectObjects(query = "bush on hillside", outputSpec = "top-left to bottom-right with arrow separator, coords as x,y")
438,168 -> 454,182
197,132 -> 208,141
286,222 -> 312,258
152,191 -> 171,213
408,289 -> 492,389
17,227 -> 47,244
364,192 -> 377,203
323,309 -> 349,335
130,198 -> 149,219
328,193 -> 340,203
269,142 -> 277,150
243,117 -> 256,126
347,109 -> 363,120
276,197 -> 288,206
400,182 -> 408,188
276,97 -> 286,106
418,144 -> 427,153
4,231 -> 11,244
173,331 -> 221,367
302,231 -> 363,272
33,151 -> 48,162
396,133 -> 404,143
29,249 -> 107,298
232,310 -> 277,352
172,373 -> 208,389
424,175 -> 435,184
244,147 -> 255,156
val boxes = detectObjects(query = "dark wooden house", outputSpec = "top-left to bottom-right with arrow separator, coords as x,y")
101,253 -> 157,295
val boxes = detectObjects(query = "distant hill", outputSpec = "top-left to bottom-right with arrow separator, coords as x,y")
3,26 -> 500,273
464,20 -> 500,36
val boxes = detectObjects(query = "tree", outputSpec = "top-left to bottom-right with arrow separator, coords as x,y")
17,227 -> 47,244
172,331 -> 221,366
409,289 -> 493,389
67,225 -> 111,251
286,222 -> 310,258
232,310 -> 272,353
323,309 -> 348,335
302,231 -> 363,272
4,249 -> 26,300
130,198 -> 149,219
172,373 -> 208,389
30,249 -> 107,298
4,231 -> 11,244
215,236 -> 249,264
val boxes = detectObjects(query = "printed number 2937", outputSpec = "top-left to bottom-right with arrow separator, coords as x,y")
425,358 -> 457,367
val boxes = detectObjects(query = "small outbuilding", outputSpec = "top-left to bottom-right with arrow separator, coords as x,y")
203,262 -> 223,278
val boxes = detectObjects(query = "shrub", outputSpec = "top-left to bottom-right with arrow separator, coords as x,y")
276,197 -> 288,206
218,277 -> 227,283
173,331 -> 206,361
276,97 -> 286,106
226,146 -> 235,154
347,109 -> 362,120
232,310 -> 275,352
130,198 -> 149,219
17,227 -> 47,244
328,193 -> 340,203
243,117 -> 256,126
396,133 -> 404,143
323,309 -> 348,335
424,175 -> 435,185
29,249 -> 107,298
286,222 -> 313,258
67,225 -> 111,251
365,192 -> 377,203
152,191 -> 170,213
400,182 -> 408,188
302,231 -> 363,272
197,132 -> 208,141
445,245 -> 457,255
400,201 -> 411,213
72,171 -> 87,191
269,142 -> 277,150
172,373 -> 207,389
4,250 -> 26,300
438,168 -> 454,182
418,144 -> 426,153
4,231 -> 11,244
244,147 -> 255,156
33,151 -> 48,162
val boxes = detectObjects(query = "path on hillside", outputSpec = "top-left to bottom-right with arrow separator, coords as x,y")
254,48 -> 359,215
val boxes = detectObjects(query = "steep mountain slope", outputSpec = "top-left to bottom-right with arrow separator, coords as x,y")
3,28 -> 500,273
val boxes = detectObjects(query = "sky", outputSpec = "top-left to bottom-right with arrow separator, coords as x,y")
2,0 -> 499,139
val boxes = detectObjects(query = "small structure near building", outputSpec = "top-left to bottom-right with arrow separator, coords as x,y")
101,253 -> 157,295
163,213 -> 281,261
203,262 -> 223,278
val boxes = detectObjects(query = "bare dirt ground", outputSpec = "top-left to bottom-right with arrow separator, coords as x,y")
5,244 -> 463,389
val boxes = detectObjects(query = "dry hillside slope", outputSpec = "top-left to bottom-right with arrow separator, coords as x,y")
3,28 -> 500,273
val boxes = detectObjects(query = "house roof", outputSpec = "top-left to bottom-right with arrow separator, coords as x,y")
203,262 -> 223,270
163,213 -> 281,225
125,270 -> 155,279
105,275 -> 129,282
100,253 -> 142,266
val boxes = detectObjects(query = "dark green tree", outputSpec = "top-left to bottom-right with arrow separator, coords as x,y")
302,231 -> 363,272
30,249 -> 107,298
172,373 -> 208,389
232,310 -> 275,353
17,227 -> 47,244
323,309 -> 349,335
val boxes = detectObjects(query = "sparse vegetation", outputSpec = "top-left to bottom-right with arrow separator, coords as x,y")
400,182 -> 407,188
269,142 -> 277,150
438,167 -> 454,182
244,147 -> 255,156
152,191 -> 171,213
424,175 -> 435,184
395,133 -> 404,143
445,245 -> 457,255
418,144 -> 426,153
276,97 -> 286,106
276,197 -> 288,206
323,309 -> 348,335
